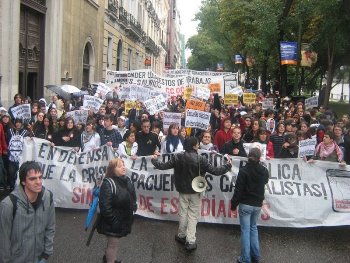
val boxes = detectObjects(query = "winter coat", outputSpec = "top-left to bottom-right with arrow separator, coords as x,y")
214,117 -> 232,152
151,150 -> 232,194
231,161 -> 269,209
98,176 -> 137,238
0,186 -> 55,263
221,139 -> 247,157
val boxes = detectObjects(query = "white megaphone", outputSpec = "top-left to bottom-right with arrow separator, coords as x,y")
192,176 -> 208,193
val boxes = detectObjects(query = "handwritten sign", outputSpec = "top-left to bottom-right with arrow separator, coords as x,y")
185,109 -> 211,130
224,94 -> 239,105
144,95 -> 168,115
243,93 -> 256,104
11,104 -> 31,120
209,83 -> 221,93
185,99 -> 206,111
83,95 -> 104,113
305,96 -> 318,110
65,110 -> 89,124
298,138 -> 317,157
262,98 -> 274,109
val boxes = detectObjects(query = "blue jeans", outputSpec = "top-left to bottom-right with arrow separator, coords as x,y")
238,204 -> 261,263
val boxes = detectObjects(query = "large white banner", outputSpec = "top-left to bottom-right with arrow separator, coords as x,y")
21,138 -> 350,227
105,69 -> 186,97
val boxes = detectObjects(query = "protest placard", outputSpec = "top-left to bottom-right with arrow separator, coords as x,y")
183,87 -> 193,100
224,94 -> 239,105
143,95 -> 168,115
96,82 -> 111,100
262,98 -> 274,109
65,110 -> 89,124
129,85 -> 151,102
209,83 -> 221,93
305,96 -> 319,109
228,86 -> 244,96
298,138 -> 317,157
11,104 -> 31,120
243,93 -> 256,104
185,109 -> 211,130
163,112 -> 182,133
192,85 -> 210,100
124,100 -> 142,114
83,95 -> 104,113
185,99 -> 206,111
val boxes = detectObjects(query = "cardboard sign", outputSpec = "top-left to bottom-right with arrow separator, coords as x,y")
183,87 -> 193,100
193,85 -> 210,100
163,112 -> 182,133
11,104 -> 31,120
305,96 -> 319,110
298,138 -> 317,157
185,99 -> 206,111
124,100 -> 141,114
185,109 -> 211,130
262,98 -> 274,109
209,83 -> 221,93
243,93 -> 256,104
144,95 -> 168,115
224,94 -> 239,105
83,95 -> 104,113
65,110 -> 89,124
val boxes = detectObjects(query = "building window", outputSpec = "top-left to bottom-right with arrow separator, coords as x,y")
116,40 -> 123,71
128,48 -> 132,70
135,52 -> 139,69
107,37 -> 112,69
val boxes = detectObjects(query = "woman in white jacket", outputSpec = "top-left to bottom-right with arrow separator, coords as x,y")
160,123 -> 184,154
117,130 -> 138,159
80,120 -> 101,152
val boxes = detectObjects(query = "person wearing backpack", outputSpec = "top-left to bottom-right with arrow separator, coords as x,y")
97,158 -> 137,263
6,118 -> 29,190
0,161 -> 55,263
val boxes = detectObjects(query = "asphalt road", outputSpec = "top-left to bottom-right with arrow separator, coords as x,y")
51,208 -> 350,263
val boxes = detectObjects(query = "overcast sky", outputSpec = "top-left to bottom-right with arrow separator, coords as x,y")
177,0 -> 202,59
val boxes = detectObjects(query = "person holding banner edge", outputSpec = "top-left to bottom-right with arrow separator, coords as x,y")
151,136 -> 232,251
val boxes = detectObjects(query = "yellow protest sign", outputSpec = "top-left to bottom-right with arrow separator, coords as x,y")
209,83 -> 221,93
224,94 -> 239,105
183,87 -> 193,100
243,93 -> 256,104
185,99 -> 206,111
124,100 -> 141,114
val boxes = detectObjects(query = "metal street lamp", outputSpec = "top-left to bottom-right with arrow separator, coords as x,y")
340,66 -> 344,102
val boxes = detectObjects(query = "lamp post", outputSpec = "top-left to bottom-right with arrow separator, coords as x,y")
340,66 -> 344,102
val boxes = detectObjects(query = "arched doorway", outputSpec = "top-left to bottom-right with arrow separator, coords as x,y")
116,40 -> 123,71
82,41 -> 95,88
19,2 -> 46,100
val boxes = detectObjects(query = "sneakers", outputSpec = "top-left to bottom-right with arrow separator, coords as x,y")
174,235 -> 186,245
185,242 -> 197,251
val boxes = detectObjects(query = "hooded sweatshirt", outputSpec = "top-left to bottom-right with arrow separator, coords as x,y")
0,185 -> 55,263
214,117 -> 232,152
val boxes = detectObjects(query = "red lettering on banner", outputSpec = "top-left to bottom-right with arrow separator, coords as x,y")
71,185 -> 93,204
161,197 -> 168,214
138,195 -> 154,212
170,197 -> 179,214
217,200 -> 226,217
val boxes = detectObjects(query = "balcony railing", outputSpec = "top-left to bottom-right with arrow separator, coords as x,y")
145,36 -> 160,56
108,0 -> 118,14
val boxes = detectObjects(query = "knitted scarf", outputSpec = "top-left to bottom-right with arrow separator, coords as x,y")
315,141 -> 343,162
166,135 -> 180,153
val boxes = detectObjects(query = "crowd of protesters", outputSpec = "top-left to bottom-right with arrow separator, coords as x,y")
0,89 -> 349,192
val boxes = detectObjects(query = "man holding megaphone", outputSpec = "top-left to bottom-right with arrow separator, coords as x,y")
151,136 -> 232,251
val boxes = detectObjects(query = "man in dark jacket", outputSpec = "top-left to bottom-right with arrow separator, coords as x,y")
136,119 -> 161,156
231,148 -> 269,263
151,136 -> 232,251
221,126 -> 247,157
